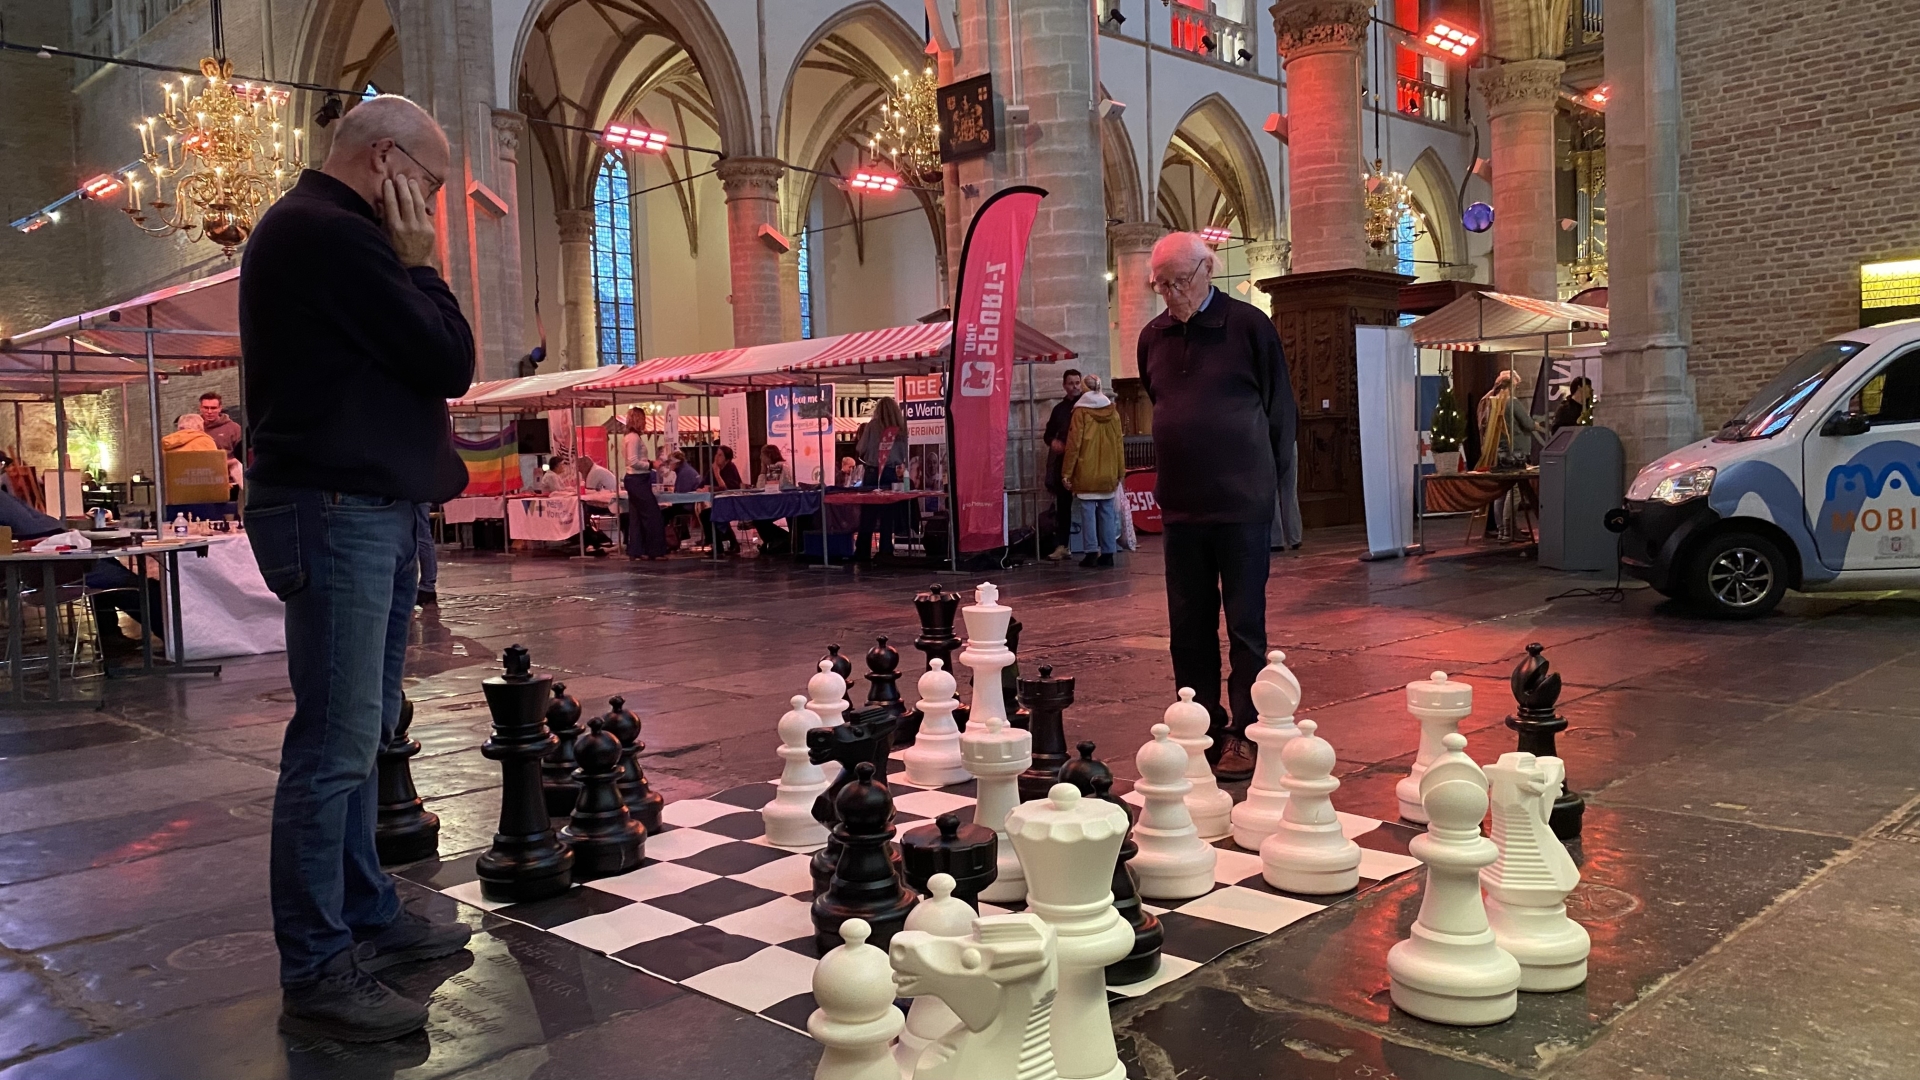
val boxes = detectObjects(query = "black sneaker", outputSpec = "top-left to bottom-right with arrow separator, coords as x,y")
1079,553 -> 1099,568
280,947 -> 429,1043
1096,553 -> 1115,568
356,908 -> 473,973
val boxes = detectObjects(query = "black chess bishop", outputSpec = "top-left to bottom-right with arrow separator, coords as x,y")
865,635 -> 916,746
601,695 -> 665,835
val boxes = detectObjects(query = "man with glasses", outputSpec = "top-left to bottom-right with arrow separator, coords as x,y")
1137,231 -> 1295,781
239,94 -> 474,1042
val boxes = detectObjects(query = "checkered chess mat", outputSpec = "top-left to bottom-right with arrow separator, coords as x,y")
414,755 -> 1423,1034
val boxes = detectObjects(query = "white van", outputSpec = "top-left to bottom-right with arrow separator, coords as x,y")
1621,319 -> 1920,617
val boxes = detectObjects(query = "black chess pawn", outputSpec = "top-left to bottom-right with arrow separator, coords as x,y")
1508,642 -> 1585,840
822,643 -> 854,682
602,696 -> 665,835
866,635 -> 916,747
542,681 -> 585,818
1016,665 -> 1075,801
900,812 -> 998,909
912,584 -> 968,731
812,762 -> 918,954
1092,772 -> 1164,986
477,645 -> 573,902
375,694 -> 440,865
1004,616 -> 1030,729
807,708 -> 901,896
560,717 -> 646,879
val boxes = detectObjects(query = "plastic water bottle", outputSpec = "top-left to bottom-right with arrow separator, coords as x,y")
172,512 -> 189,537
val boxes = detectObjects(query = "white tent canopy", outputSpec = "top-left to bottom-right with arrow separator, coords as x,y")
1408,291 -> 1608,354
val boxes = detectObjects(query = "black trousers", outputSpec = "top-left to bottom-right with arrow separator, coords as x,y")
1163,521 -> 1271,742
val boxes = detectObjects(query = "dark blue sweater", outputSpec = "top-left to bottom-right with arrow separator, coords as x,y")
239,170 -> 475,503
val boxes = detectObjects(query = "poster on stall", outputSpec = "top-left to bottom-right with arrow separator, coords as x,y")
769,384 -> 835,485
719,393 -> 750,460
546,409 -> 574,462
897,373 -> 947,446
663,400 -> 682,456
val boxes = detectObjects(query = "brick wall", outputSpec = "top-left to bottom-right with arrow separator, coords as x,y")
1676,0 -> 1920,429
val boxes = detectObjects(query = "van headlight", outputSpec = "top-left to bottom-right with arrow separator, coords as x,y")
1649,466 -> 1715,505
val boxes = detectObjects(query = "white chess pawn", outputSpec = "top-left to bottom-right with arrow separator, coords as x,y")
808,918 -> 906,1080
1387,733 -> 1521,1026
764,695 -> 831,849
1129,724 -> 1217,901
1398,671 -> 1472,823
961,715 -> 1031,904
1259,719 -> 1360,894
1163,688 -> 1232,841
1232,650 -> 1302,851
902,659 -> 968,788
893,874 -> 972,1075
808,659 -> 852,729
1482,753 -> 1589,992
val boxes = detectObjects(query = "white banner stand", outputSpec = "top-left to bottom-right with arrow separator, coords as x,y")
1356,326 -> 1419,560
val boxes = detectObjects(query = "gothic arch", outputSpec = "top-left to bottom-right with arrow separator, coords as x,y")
289,0 -> 399,156
1101,93 -> 1144,224
1160,94 -> 1277,239
1406,148 -> 1468,275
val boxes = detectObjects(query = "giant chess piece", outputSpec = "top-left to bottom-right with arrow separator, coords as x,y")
1387,733 -> 1521,1025
1003,616 -> 1030,729
1259,720 -> 1361,895
1398,670 -> 1473,824
890,912 -> 1062,1080
823,642 -> 855,683
1058,742 -> 1163,987
766,696 -> 833,849
808,659 -> 853,730
542,681 -> 585,818
1507,643 -> 1585,839
864,635 -> 917,747
1007,783 -> 1132,1080
901,813 -> 998,909
560,717 -> 646,878
1164,688 -> 1233,841
892,873 -> 973,1076
1232,651 -> 1302,851
959,583 -> 1030,904
1129,724 -> 1218,900
912,583 -> 968,731
813,763 -> 919,953
477,646 -> 574,902
1016,665 -> 1075,802
808,709 -> 900,895
376,694 -> 440,865
1483,752 -> 1589,992
903,659 -> 968,788
602,695 -> 664,835
808,918 -> 905,1080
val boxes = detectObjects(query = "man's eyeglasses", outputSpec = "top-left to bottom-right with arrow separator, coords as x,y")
1151,259 -> 1208,295
386,140 -> 444,200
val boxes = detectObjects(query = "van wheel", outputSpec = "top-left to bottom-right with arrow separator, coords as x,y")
1689,532 -> 1787,618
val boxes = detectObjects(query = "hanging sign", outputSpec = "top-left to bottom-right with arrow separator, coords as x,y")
897,373 -> 947,446
938,74 -> 996,164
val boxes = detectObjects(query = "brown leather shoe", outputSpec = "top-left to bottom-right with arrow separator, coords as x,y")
1211,735 -> 1256,782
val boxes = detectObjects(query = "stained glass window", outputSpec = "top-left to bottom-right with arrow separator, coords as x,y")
796,223 -> 815,339
592,153 -> 639,365
1394,214 -> 1418,279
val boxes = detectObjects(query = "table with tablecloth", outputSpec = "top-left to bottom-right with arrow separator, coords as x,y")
708,489 -> 824,525
1422,469 -> 1539,514
166,533 -> 285,663
442,496 -> 507,524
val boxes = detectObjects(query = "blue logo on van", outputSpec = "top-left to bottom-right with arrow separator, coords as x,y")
1813,442 -> 1920,566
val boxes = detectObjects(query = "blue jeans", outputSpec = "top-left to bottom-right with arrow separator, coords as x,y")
416,504 -> 438,592
1163,521 -> 1271,740
245,485 -> 418,986
1076,495 -> 1120,555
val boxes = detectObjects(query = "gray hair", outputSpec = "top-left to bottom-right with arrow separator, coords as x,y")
1149,231 -> 1218,279
175,413 -> 205,431
326,94 -> 448,162
1081,373 -> 1103,392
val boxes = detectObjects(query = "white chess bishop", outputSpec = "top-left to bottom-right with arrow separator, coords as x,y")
1397,671 -> 1472,823
1258,719 -> 1360,895
893,874 -> 974,1075
1387,733 -> 1521,1026
809,659 -> 853,729
890,912 -> 1061,1080
959,583 -> 1029,904
1163,688 -> 1232,841
903,660 -> 968,788
1232,650 -> 1302,851
764,695 -> 831,849
1128,724 -> 1217,901
808,919 -> 906,1080
1482,752 -> 1589,992
1006,783 -> 1133,1080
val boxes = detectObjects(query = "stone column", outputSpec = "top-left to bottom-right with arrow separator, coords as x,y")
715,157 -> 787,348
484,111 -> 529,380
1109,222 -> 1167,379
1245,240 -> 1291,288
1478,59 -> 1566,300
1271,0 -> 1371,274
555,209 -> 598,370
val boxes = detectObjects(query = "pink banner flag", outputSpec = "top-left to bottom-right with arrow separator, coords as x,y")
946,186 -> 1046,553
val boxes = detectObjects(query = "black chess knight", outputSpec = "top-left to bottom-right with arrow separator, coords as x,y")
807,706 -> 900,895
375,695 -> 439,865
542,681 -> 585,818
900,812 -> 998,909
560,717 -> 646,878
865,635 -> 916,746
602,695 -> 665,835
1508,643 -> 1585,840
477,646 -> 573,902
811,763 -> 918,954
912,583 -> 968,730
1016,664 -> 1075,801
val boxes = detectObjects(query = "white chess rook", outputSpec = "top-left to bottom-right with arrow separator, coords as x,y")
1007,784 -> 1133,1080
808,919 -> 907,1080
890,912 -> 1061,1080
765,695 -> 831,849
1128,724 -> 1218,901
960,583 -> 1028,904
1482,753 -> 1589,992
892,874 -> 973,1075
1163,688 -> 1232,841
1232,650 -> 1302,851
903,659 -> 969,788
1387,733 -> 1521,1026
1258,719 -> 1360,895
1398,671 -> 1472,824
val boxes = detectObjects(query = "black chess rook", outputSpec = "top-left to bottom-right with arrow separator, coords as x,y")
1507,643 -> 1585,840
542,681 -> 585,818
560,716 -> 646,879
375,694 -> 439,866
1016,664 -> 1075,802
807,707 -> 900,896
602,695 -> 665,835
477,645 -> 574,902
811,762 -> 918,954
900,812 -> 998,909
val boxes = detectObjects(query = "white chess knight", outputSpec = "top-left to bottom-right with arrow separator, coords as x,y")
1006,783 -> 1132,1080
1482,752 -> 1589,992
809,659 -> 853,729
959,583 -> 1029,904
1129,724 -> 1218,901
1232,650 -> 1303,851
1387,733 -> 1521,1026
1163,688 -> 1232,841
893,874 -> 974,1076
890,912 -> 1061,1080
903,659 -> 968,788
764,695 -> 831,849
1397,671 -> 1472,824
1258,719 -> 1360,894
808,919 -> 907,1080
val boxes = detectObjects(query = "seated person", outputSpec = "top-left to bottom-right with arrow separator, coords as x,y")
558,454 -> 618,554
838,455 -> 864,488
162,414 -> 220,453
750,445 -> 791,555
703,445 -> 744,556
0,488 -> 161,650
668,450 -> 703,494
532,458 -> 569,494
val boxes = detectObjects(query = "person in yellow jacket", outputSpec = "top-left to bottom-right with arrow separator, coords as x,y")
161,414 -> 221,453
1061,373 -> 1125,568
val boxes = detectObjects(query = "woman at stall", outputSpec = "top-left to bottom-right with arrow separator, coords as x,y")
852,397 -> 910,563
749,444 -> 791,555
703,445 -> 744,556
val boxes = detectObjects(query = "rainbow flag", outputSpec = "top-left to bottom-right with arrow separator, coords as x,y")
455,423 -> 518,497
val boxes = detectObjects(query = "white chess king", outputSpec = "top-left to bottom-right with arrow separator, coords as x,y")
764,695 -> 831,849
1232,650 -> 1302,851
1128,724 -> 1218,901
1163,688 -> 1232,841
1482,752 -> 1589,992
959,583 -> 1029,904
1398,670 -> 1472,823
1258,719 -> 1360,894
902,659 -> 968,788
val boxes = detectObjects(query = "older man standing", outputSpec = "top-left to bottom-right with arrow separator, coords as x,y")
1137,232 -> 1295,781
240,95 -> 475,1042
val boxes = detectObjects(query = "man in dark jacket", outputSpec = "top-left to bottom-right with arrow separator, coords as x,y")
1138,231 -> 1296,781
239,94 -> 475,1043
1041,367 -> 1084,558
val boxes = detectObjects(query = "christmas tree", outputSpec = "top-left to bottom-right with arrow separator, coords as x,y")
1430,379 -> 1467,454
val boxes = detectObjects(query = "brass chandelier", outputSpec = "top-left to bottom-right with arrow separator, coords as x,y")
1362,159 -> 1423,251
867,65 -> 941,182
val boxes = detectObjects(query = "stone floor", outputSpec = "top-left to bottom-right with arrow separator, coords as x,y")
1,526 -> 1917,1080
